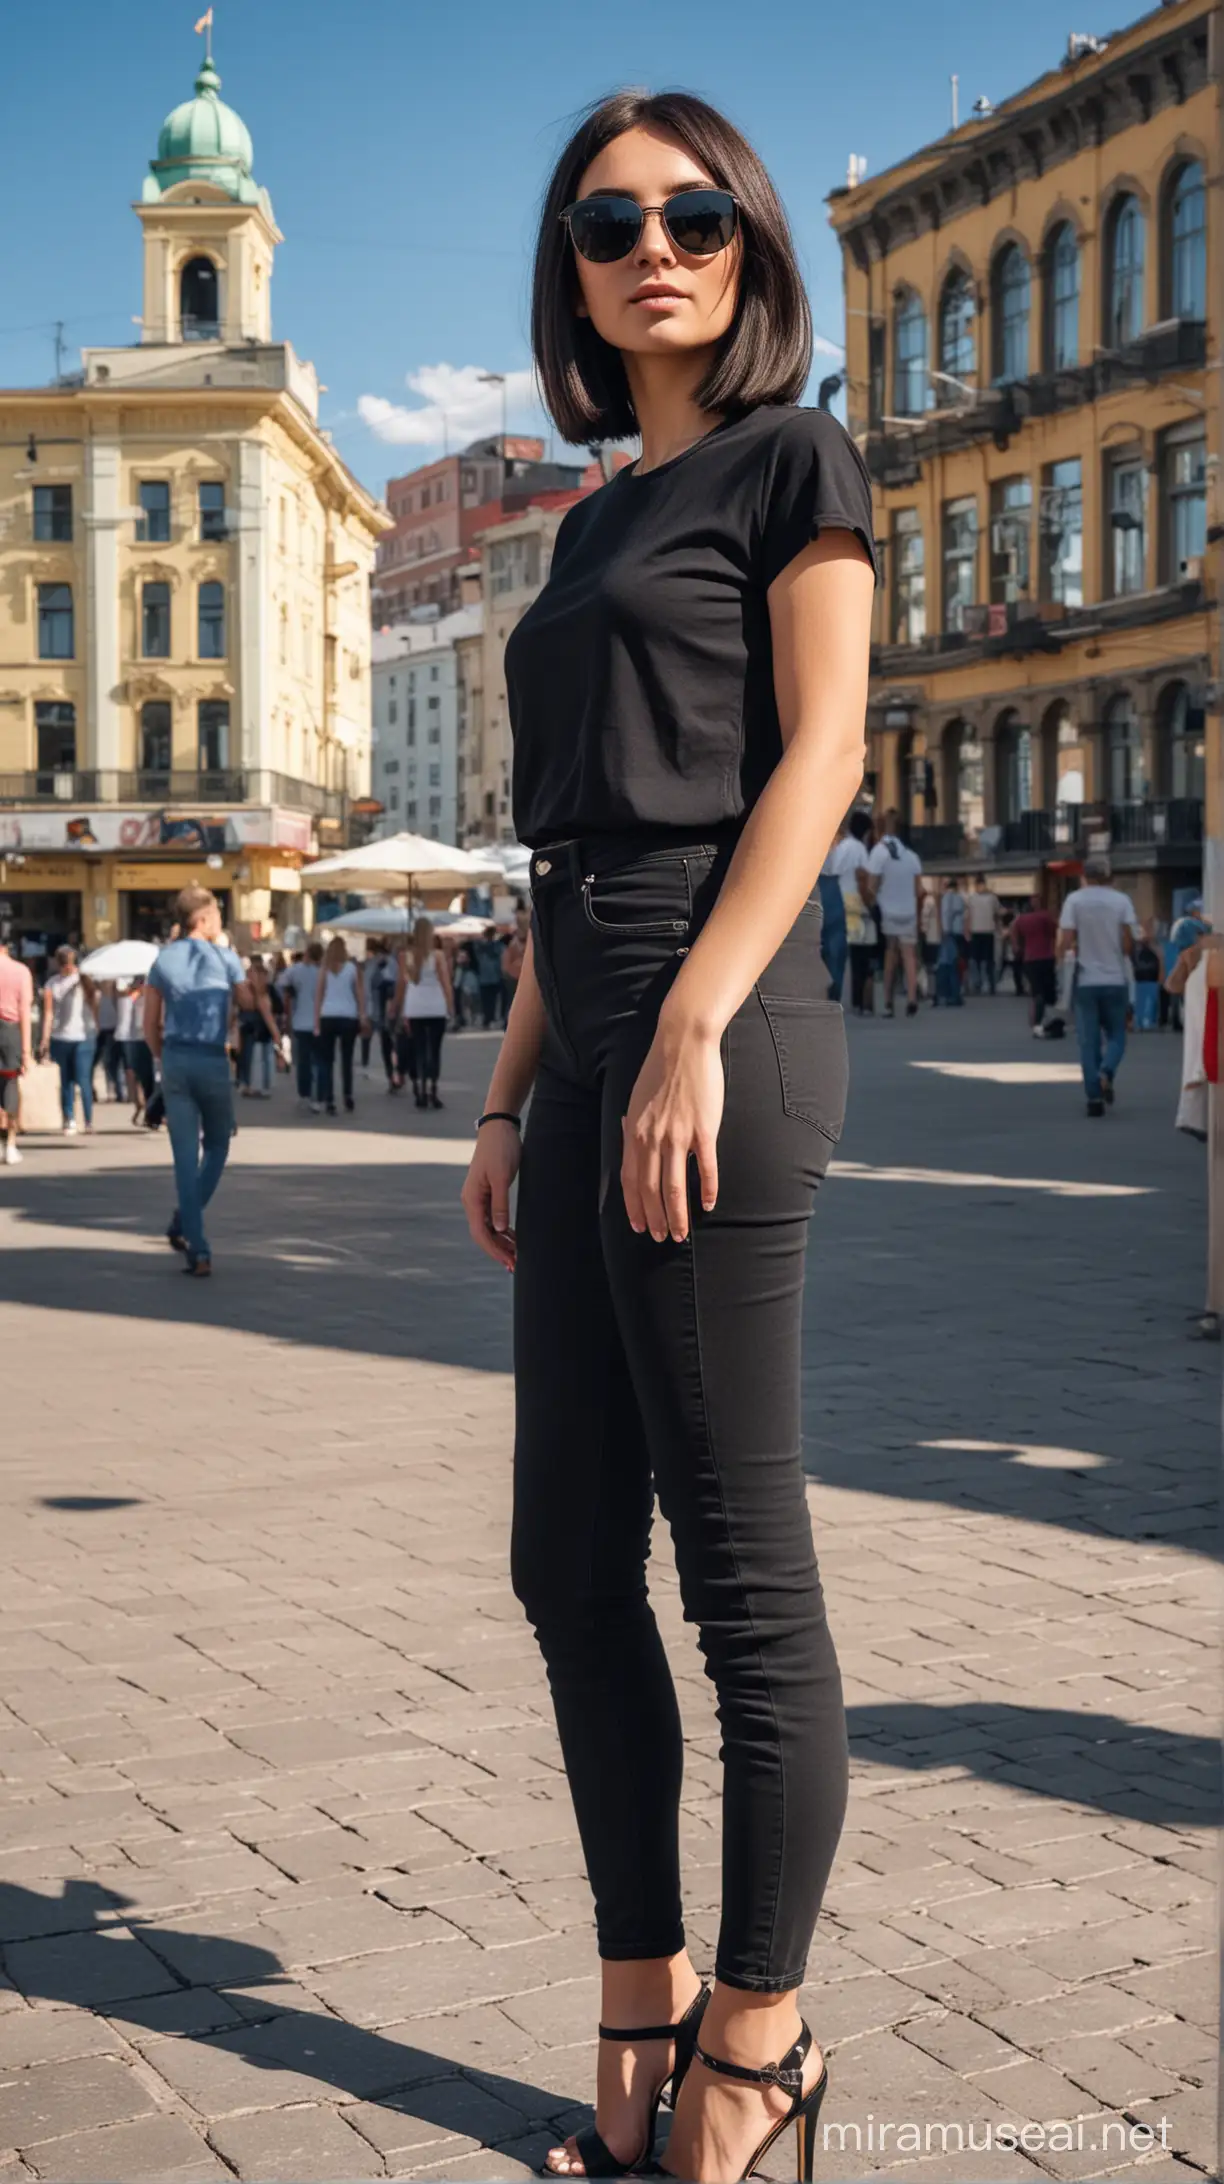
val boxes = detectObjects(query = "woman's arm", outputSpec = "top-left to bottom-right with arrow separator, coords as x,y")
460,934 -> 548,1271
436,947 -> 455,1016
313,975 -> 324,1034
622,531 -> 874,1245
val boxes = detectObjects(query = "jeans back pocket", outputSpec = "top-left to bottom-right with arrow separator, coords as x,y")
757,994 -> 848,1143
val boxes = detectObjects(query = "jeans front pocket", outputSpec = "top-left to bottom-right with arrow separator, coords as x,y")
580,857 -> 693,936
757,994 -> 848,1143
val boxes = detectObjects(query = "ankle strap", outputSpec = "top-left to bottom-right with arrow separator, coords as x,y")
695,2023 -> 811,2100
599,1984 -> 709,2044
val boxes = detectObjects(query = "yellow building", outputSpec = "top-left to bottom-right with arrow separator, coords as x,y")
0,47 -> 387,953
828,0 -> 1215,917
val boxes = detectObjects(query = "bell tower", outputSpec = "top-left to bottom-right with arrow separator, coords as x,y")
136,49 -> 281,347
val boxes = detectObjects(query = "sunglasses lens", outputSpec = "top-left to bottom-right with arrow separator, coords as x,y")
664,189 -> 738,255
568,197 -> 642,263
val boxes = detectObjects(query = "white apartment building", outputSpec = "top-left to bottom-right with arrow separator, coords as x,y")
371,605 -> 481,844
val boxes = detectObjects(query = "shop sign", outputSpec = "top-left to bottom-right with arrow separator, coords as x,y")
0,808 -> 291,855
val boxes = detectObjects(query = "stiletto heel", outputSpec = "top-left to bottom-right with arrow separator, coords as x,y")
678,2023 -> 828,2182
542,1984 -> 710,2177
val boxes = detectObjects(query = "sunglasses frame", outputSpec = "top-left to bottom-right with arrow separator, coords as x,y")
559,188 -> 741,264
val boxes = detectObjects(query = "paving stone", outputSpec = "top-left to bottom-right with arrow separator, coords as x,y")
0,2055 -> 157,2147
20,2114 -> 226,2181
0,2011 -> 125,2070
3,1927 -> 179,2009
206,2102 -> 385,2178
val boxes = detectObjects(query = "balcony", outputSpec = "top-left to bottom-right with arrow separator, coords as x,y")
1108,797 -> 1203,849
872,581 -> 1207,681
0,769 -> 349,823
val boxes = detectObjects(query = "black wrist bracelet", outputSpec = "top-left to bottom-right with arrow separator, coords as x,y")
476,1110 -> 521,1132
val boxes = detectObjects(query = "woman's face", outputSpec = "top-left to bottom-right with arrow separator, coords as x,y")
570,124 -> 741,368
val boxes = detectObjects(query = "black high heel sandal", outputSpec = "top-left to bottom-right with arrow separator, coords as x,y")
678,2024 -> 828,2183
542,1983 -> 711,2178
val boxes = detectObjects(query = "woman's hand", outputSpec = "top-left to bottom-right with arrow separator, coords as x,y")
461,1120 -> 522,1272
622,1024 -> 723,1244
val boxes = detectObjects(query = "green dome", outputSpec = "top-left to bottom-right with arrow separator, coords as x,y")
143,55 -> 266,206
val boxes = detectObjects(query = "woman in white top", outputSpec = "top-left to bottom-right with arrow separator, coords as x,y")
393,916 -> 454,1110
114,976 -> 155,1120
37,946 -> 99,1134
313,937 -> 369,1115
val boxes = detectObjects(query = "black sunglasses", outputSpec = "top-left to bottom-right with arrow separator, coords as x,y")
560,188 -> 739,265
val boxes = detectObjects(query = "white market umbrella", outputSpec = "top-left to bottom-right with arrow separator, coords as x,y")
79,939 -> 159,979
300,833 -> 505,896
324,906 -> 415,937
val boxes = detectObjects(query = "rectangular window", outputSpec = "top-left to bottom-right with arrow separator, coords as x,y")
198,698 -> 229,772
1164,425 -> 1207,578
140,701 -> 172,778
868,320 -> 886,429
941,497 -> 978,632
407,700 -> 416,739
1039,458 -> 1083,607
198,581 -> 226,659
136,480 -> 171,543
32,484 -> 72,542
389,787 -> 399,811
387,699 -> 398,724
37,582 -> 74,659
890,510 -> 925,643
141,580 -> 171,658
427,724 -> 441,745
428,693 -> 440,709
989,476 -> 1032,605
429,795 -> 441,818
35,699 -> 75,779
383,758 -> 400,775
198,480 -> 227,540
407,798 -> 418,820
1108,455 -> 1146,596
430,665 -> 439,682
429,762 -> 441,787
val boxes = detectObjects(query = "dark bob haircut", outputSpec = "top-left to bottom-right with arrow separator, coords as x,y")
531,89 -> 812,445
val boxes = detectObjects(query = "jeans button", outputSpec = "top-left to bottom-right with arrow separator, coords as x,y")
534,858 -> 552,876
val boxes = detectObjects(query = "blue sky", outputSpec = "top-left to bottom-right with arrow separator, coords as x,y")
4,0 -> 1145,495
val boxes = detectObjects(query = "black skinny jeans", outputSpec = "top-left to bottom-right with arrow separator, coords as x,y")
512,832 -> 849,1993
317,1017 -> 357,1105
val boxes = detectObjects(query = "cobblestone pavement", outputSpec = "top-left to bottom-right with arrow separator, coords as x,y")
0,998 -> 1216,2183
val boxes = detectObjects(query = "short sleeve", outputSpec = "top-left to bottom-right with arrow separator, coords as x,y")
223,948 -> 244,988
759,409 -> 879,591
1058,897 -> 1077,932
147,958 -> 167,996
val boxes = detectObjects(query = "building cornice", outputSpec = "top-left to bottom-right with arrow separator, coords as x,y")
828,2 -> 1211,268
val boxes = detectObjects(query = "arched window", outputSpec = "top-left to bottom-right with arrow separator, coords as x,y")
1051,706 -> 1085,807
992,246 -> 1031,383
1160,681 -> 1206,802
1107,196 -> 1145,345
1044,223 -> 1079,370
139,700 -> 172,780
956,723 -> 985,837
180,257 -> 220,340
1167,160 -> 1206,320
893,290 -> 928,416
1105,692 -> 1145,804
938,269 -> 976,387
996,710 -> 1033,823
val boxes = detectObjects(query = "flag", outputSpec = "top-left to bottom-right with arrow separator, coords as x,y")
194,8 -> 213,31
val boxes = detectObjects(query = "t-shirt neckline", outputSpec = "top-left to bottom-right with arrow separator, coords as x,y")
622,410 -> 747,484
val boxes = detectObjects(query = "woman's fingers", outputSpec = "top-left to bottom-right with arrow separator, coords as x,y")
695,1130 -> 719,1214
620,1120 -> 647,1236
662,1138 -> 689,1242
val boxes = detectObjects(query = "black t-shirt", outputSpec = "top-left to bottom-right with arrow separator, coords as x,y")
505,404 -> 878,848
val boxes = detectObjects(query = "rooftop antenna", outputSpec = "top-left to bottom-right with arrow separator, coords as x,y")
52,320 -> 65,383
950,73 -> 959,129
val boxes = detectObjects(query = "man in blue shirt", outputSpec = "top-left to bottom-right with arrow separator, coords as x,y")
143,887 -> 276,1273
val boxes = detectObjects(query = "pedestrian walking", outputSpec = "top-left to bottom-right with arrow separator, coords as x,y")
453,942 -> 482,1029
461,90 -> 874,2183
502,903 -> 530,1023
1132,919 -> 1163,1031
365,942 -> 399,1083
864,809 -> 921,1016
841,810 -> 876,1014
965,874 -> 1002,994
237,956 -> 283,1098
314,937 -> 368,1115
394,917 -> 453,1109
114,976 -> 155,1119
0,937 -> 34,1166
1057,855 -> 1142,1116
1011,894 -> 1058,1034
95,984 -> 124,1102
38,946 -> 98,1134
279,942 -> 323,1108
143,886 -> 277,1274
935,876 -> 966,1007
918,884 -> 940,1000
473,926 -> 505,1027
817,824 -> 850,1002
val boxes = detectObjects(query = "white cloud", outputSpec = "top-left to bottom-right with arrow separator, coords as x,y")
812,333 -> 844,359
358,362 -> 538,448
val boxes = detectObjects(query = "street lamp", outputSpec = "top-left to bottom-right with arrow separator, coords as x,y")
478,371 -> 508,478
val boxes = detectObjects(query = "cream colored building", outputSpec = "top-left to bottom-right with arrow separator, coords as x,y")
0,47 -> 387,952
466,504 -> 572,843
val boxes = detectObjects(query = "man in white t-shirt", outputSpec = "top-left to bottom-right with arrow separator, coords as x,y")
1057,856 -> 1142,1116
864,810 -> 922,1017
278,942 -> 323,1106
964,875 -> 1002,995
819,820 -> 869,1003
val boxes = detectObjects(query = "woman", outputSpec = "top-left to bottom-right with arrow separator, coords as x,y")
237,956 -> 280,1098
454,943 -> 482,1029
38,946 -> 98,1134
459,92 -> 874,2184
843,810 -> 877,1016
114,976 -> 155,1121
394,917 -> 453,1108
313,937 -> 368,1115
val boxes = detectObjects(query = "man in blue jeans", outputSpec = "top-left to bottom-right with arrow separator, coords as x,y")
1057,855 -> 1142,1118
143,887 -> 277,1274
